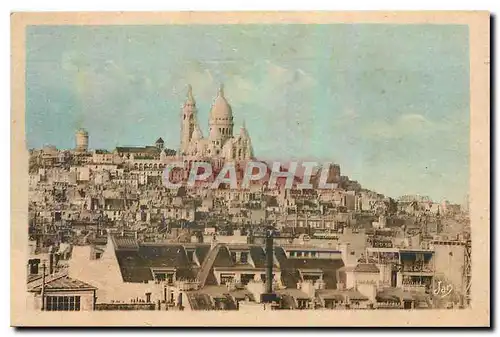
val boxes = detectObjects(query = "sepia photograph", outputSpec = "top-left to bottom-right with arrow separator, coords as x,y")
10,11 -> 490,327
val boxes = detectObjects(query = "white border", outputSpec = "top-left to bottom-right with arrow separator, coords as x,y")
3,1 -> 496,336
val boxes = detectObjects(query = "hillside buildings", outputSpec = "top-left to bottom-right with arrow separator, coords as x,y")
26,85 -> 470,311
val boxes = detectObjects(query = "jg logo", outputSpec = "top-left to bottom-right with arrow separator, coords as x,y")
433,280 -> 453,298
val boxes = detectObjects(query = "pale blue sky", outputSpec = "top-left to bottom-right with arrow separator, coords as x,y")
26,24 -> 470,203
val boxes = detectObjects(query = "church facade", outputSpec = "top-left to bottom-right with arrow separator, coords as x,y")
179,85 -> 254,164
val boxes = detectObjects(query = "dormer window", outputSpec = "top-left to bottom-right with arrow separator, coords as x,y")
151,268 -> 176,284
186,250 -> 194,263
230,250 -> 250,264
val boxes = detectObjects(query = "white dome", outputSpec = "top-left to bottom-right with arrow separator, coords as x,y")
210,86 -> 232,119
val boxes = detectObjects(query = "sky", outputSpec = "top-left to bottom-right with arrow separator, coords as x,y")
25,24 -> 470,204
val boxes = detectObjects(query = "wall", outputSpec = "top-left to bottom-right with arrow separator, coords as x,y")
68,237 -> 162,303
357,283 -> 377,303
345,271 -> 355,289
354,272 -> 380,287
376,263 -> 393,287
433,243 -> 465,293
246,281 -> 266,303
29,290 -> 95,311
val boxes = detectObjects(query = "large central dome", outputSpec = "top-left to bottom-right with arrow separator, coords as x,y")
210,85 -> 233,119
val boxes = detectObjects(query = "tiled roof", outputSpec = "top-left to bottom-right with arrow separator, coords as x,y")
186,289 -> 239,311
112,236 -> 139,250
111,242 -> 345,288
337,266 -> 356,272
213,294 -> 238,310
376,288 -> 414,302
30,276 -> 97,292
115,244 -> 192,283
187,293 -> 213,310
279,294 -> 296,309
27,274 -> 42,283
115,146 -> 160,154
230,289 -> 255,301
316,289 -> 345,301
343,288 -> 369,301
212,246 -> 234,268
276,253 -> 345,289
89,237 -> 108,246
194,245 -> 211,264
354,263 -> 380,273
249,246 -> 267,268
276,288 -> 310,300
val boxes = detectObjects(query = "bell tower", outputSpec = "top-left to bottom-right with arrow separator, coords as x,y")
180,85 -> 197,155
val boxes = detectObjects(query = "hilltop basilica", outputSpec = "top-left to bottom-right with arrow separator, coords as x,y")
179,85 -> 254,163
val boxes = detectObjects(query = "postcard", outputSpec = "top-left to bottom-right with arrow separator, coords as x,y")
11,11 -> 490,327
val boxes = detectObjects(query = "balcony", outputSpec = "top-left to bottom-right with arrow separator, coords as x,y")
401,265 -> 433,274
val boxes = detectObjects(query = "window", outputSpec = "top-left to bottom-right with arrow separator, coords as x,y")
166,273 -> 174,284
155,273 -> 166,281
220,274 -> 235,285
297,252 -> 303,257
289,251 -> 295,257
311,252 -> 317,258
260,274 -> 275,283
241,274 -> 255,285
240,252 -> 248,264
46,296 -> 81,311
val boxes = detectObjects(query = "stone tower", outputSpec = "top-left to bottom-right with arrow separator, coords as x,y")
75,128 -> 89,152
180,85 -> 197,155
209,84 -> 234,155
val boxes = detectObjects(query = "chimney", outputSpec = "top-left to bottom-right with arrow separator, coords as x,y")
48,246 -> 54,274
27,258 -> 40,275
265,231 -> 273,295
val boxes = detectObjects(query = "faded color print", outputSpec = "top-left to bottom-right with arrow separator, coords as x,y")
12,12 -> 490,327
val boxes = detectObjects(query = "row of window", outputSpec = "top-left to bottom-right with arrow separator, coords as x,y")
219,273 -> 276,285
219,128 -> 231,136
289,251 -> 317,258
45,296 -> 81,311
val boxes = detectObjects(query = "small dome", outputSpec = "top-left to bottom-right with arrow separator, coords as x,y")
191,124 -> 203,141
76,128 -> 88,136
210,85 -> 232,119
